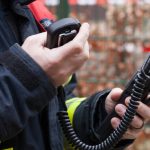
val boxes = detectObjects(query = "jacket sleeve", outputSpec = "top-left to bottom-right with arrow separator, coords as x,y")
72,90 -> 134,150
0,43 -> 57,142
64,77 -> 134,150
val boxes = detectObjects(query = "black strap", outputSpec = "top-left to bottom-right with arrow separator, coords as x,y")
57,86 -> 67,111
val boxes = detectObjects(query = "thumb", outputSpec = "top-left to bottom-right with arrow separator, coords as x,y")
34,32 -> 47,47
109,88 -> 123,102
73,22 -> 90,44
48,23 -> 90,58
105,88 -> 123,113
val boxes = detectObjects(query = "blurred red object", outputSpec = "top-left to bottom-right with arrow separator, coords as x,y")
28,0 -> 55,31
36,0 -> 45,2
143,46 -> 150,52
97,0 -> 107,6
28,1 -> 55,21
68,0 -> 77,5
127,0 -> 137,4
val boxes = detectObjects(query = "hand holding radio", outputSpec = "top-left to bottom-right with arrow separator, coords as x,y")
97,55 -> 150,144
105,88 -> 150,140
22,19 -> 89,87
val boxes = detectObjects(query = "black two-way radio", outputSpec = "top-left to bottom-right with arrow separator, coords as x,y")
41,17 -> 150,150
40,18 -> 80,48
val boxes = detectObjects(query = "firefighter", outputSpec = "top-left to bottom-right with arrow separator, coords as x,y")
0,0 -> 149,150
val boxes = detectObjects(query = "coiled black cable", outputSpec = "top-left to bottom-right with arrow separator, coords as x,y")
58,70 -> 149,150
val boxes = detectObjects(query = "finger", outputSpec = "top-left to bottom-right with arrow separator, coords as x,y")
111,117 -> 121,129
115,104 -> 144,129
144,97 -> 150,106
105,88 -> 123,113
122,128 -> 142,139
126,99 -> 150,120
111,118 -> 137,139
31,32 -> 47,46
73,22 -> 90,44
131,115 -> 144,129
83,41 -> 90,58
137,102 -> 150,120
48,23 -> 90,58
107,88 -> 123,103
111,118 -> 142,139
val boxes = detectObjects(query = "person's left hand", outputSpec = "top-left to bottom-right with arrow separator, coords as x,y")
105,88 -> 150,139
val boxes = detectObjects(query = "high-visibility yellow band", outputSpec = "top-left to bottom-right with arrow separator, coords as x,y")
67,97 -> 86,124
63,75 -> 72,86
66,97 -> 79,104
3,148 -> 13,150
66,97 -> 80,108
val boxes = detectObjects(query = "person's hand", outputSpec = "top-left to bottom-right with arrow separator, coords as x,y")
22,23 -> 90,87
105,88 -> 150,139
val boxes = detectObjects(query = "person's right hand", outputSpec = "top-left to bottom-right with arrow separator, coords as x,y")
22,23 -> 90,87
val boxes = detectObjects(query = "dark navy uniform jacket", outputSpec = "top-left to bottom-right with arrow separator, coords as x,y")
0,0 -> 133,150
0,0 -> 63,149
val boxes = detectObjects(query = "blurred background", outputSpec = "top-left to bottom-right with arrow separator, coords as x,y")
41,0 -> 150,149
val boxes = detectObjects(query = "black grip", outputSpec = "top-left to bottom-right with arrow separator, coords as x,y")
96,55 -> 150,142
43,18 -> 81,49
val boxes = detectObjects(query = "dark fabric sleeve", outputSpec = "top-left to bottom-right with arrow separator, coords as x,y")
73,90 -> 110,144
0,43 -> 57,142
73,90 -> 134,150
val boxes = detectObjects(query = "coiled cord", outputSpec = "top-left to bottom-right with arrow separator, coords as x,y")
58,70 -> 148,150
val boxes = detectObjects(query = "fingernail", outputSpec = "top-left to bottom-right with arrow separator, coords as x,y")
125,97 -> 130,106
82,22 -> 89,28
111,118 -> 120,129
116,105 -> 125,115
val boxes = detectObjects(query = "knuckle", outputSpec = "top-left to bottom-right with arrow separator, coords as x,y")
74,42 -> 83,52
25,35 -> 35,43
50,58 -> 59,66
47,58 -> 61,71
84,52 -> 89,60
59,71 -> 68,81
82,55 -> 88,63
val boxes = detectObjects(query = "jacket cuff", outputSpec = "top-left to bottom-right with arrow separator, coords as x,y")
0,43 -> 57,100
73,89 -> 110,144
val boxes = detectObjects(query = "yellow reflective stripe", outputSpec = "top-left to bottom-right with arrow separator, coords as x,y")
67,97 -> 86,124
3,148 -> 13,150
63,75 -> 72,86
66,97 -> 79,104
66,97 -> 79,107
